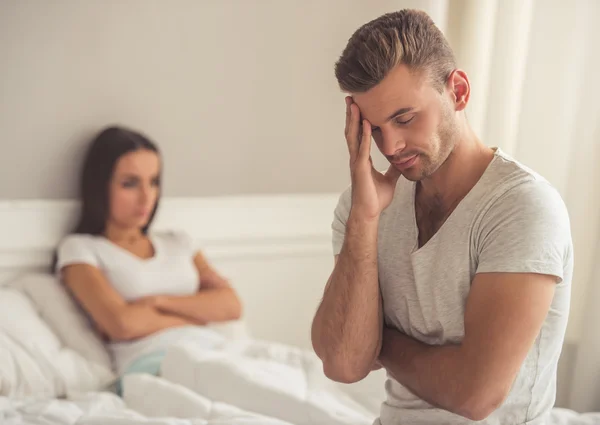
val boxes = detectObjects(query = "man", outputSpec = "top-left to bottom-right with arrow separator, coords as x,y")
311,9 -> 573,425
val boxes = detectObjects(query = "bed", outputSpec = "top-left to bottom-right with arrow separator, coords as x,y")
0,197 -> 598,425
0,196 -> 387,424
0,270 -> 387,425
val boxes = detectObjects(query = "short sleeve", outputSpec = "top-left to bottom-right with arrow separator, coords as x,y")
55,234 -> 100,271
475,180 -> 572,283
332,186 -> 352,256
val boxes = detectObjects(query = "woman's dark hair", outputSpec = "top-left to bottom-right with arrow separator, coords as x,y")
73,125 -> 161,236
51,125 -> 161,270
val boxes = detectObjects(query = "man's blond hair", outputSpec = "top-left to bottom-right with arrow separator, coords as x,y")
334,9 -> 456,93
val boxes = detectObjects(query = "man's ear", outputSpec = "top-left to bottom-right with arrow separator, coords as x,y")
446,69 -> 470,112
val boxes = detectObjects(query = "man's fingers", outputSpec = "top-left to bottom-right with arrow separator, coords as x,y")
344,96 -> 352,137
358,119 -> 372,162
385,163 -> 403,183
346,103 -> 361,160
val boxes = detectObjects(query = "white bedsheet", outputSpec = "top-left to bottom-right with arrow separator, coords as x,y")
153,338 -> 384,425
1,338 -> 599,425
2,389 -> 600,425
0,389 -> 293,424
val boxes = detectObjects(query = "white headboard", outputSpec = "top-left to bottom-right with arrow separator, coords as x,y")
0,194 -> 340,349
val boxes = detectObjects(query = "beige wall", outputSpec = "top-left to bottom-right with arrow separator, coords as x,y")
0,0 -> 442,199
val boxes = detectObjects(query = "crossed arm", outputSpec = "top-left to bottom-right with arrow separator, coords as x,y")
310,218 -> 556,421
377,272 -> 556,421
138,252 -> 242,325
62,251 -> 242,342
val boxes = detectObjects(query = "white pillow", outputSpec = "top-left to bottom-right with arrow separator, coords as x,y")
8,272 -> 113,370
0,287 -> 115,398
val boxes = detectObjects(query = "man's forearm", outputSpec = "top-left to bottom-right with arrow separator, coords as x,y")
379,327 -> 466,409
378,327 -> 503,420
311,214 -> 382,383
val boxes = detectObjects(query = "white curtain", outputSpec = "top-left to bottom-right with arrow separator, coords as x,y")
418,0 -> 600,412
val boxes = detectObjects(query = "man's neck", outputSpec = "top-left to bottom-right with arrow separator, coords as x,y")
419,127 -> 494,210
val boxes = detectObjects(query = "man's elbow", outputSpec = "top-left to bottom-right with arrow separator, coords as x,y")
454,385 -> 509,421
456,398 -> 503,422
310,317 -> 374,383
321,358 -> 370,384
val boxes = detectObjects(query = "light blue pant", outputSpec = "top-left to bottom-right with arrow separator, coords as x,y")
115,350 -> 167,396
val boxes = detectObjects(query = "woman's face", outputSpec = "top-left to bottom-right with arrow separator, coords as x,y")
108,149 -> 161,230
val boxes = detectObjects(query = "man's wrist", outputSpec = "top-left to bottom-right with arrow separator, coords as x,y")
347,210 -> 380,231
341,213 -> 379,261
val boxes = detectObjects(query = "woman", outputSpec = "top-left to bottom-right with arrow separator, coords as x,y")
55,125 -> 242,377
53,125 -> 382,424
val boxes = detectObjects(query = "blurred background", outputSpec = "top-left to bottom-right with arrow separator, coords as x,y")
1,0 -> 599,413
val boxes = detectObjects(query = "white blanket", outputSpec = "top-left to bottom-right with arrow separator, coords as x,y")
3,391 -> 600,425
126,338 -> 384,425
124,339 -> 600,425
0,389 -> 293,424
2,338 -> 599,425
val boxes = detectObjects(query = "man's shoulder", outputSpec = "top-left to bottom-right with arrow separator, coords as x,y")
477,153 -> 571,249
484,149 -> 565,211
472,151 -> 571,251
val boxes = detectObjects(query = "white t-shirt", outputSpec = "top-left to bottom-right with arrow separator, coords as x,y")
332,148 -> 573,425
56,230 -> 226,374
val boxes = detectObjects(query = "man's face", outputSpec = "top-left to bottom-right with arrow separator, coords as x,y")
352,64 -> 459,181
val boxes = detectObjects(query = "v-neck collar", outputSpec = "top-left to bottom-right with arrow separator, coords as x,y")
98,233 -> 159,262
409,148 -> 501,254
